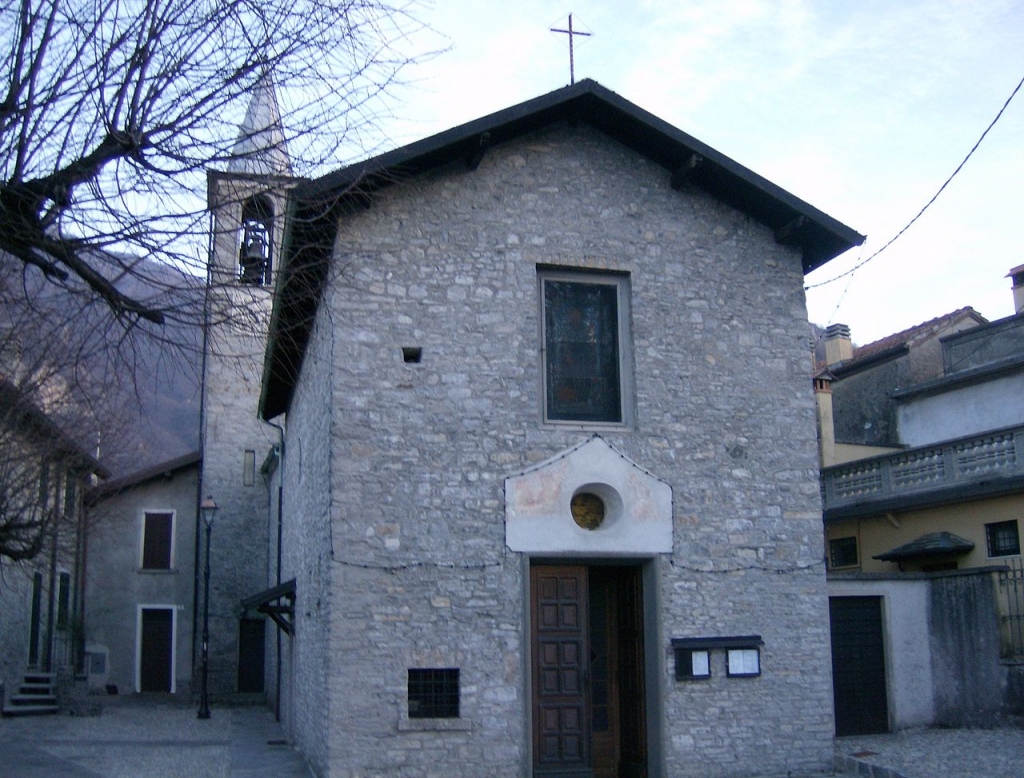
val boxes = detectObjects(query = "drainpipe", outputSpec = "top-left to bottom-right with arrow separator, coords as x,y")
263,420 -> 285,723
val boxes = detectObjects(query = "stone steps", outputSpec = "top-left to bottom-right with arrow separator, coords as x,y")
2,671 -> 59,717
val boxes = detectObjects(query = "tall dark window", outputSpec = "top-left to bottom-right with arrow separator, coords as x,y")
56,571 -> 71,629
38,462 -> 50,507
541,272 -> 629,424
239,196 -> 273,286
986,520 -> 1020,557
141,511 -> 174,570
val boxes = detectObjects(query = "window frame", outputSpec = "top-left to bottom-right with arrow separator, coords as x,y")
538,269 -> 633,429
140,510 -> 176,571
407,667 -> 460,719
985,519 -> 1020,558
829,536 -> 859,569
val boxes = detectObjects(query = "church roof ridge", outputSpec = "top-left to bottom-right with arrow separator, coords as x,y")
295,78 -> 863,274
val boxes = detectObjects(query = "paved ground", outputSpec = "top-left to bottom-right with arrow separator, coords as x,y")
833,723 -> 1024,778
0,697 -> 311,778
1,696 -> 1022,777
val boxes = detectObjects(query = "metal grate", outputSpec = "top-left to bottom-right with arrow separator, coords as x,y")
998,558 -> 1024,658
408,668 -> 459,718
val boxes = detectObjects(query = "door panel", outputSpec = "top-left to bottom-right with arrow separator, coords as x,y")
140,608 -> 173,693
533,566 -> 591,777
830,596 -> 889,736
532,564 -> 647,778
238,618 -> 266,693
614,567 -> 647,778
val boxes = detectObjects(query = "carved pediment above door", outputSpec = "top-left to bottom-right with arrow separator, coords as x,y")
504,436 -> 673,555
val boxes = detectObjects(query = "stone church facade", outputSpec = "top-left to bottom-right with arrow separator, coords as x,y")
253,80 -> 864,778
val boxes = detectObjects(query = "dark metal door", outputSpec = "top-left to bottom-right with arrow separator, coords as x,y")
237,618 -> 266,693
532,565 -> 591,777
140,608 -> 173,692
829,596 -> 889,736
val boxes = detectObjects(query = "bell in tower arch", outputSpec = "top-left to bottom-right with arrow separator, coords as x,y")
238,196 -> 273,286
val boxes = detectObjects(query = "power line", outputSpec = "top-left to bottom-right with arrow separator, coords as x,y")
806,71 -> 1024,292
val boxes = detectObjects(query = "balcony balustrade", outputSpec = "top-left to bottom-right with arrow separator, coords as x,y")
822,425 -> 1024,519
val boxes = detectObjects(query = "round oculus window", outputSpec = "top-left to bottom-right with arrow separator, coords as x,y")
570,492 -> 606,530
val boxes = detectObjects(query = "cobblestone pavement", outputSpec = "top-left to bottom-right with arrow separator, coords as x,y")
833,723 -> 1024,778
0,697 -> 311,778
2,697 -> 1022,777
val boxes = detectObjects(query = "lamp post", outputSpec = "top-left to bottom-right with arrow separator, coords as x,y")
197,495 -> 218,719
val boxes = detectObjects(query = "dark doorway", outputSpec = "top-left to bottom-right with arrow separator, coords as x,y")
140,608 -> 173,692
829,596 -> 889,736
531,564 -> 647,778
237,618 -> 266,693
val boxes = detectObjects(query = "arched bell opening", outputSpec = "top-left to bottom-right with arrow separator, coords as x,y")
239,195 -> 274,286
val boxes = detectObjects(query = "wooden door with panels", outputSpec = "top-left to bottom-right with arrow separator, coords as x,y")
531,564 -> 647,778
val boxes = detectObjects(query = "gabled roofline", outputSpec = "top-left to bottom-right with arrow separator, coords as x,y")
260,79 -> 865,420
298,79 -> 863,271
86,450 -> 201,503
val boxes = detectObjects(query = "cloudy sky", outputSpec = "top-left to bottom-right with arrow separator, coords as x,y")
379,0 -> 1024,346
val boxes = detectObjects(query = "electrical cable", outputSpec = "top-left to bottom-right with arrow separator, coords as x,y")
806,71 -> 1024,292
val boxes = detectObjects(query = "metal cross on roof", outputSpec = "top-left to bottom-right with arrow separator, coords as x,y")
550,13 -> 592,85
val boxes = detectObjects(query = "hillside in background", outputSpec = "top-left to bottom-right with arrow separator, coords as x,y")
1,250 -> 202,479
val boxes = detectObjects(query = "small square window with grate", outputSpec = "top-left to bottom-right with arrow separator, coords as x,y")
986,520 -> 1020,558
829,536 -> 858,568
408,668 -> 459,718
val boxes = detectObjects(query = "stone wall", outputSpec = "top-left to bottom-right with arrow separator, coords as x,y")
280,304 -> 335,775
930,571 -> 1003,726
285,122 -> 833,777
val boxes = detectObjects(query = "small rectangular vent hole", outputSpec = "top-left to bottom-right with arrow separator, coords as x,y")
402,347 -> 423,364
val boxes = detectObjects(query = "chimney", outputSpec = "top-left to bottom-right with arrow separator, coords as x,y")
824,323 -> 853,367
1009,264 -> 1024,314
813,370 -> 836,467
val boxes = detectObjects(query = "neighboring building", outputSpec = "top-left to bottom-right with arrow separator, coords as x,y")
816,274 -> 1024,734
256,79 -> 863,777
82,451 -> 201,696
0,377 -> 108,714
819,305 -> 1024,576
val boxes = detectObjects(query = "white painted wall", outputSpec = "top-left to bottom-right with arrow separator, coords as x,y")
898,371 -> 1024,446
828,577 -> 935,730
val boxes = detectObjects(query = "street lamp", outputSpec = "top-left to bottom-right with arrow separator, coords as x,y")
197,495 -> 218,719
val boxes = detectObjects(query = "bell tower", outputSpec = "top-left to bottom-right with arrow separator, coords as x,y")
199,70 -> 299,700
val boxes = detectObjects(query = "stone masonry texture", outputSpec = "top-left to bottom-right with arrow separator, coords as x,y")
279,123 -> 834,777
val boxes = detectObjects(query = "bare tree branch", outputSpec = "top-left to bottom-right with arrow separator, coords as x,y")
1,0 -> 436,324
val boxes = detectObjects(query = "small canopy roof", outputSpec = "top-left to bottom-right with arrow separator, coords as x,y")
873,531 -> 975,562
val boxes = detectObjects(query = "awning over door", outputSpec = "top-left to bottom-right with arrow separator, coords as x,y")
240,579 -> 296,636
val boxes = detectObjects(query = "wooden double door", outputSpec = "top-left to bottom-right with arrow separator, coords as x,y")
531,564 -> 647,778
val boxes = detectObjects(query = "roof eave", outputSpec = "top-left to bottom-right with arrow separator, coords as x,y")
260,79 -> 865,419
